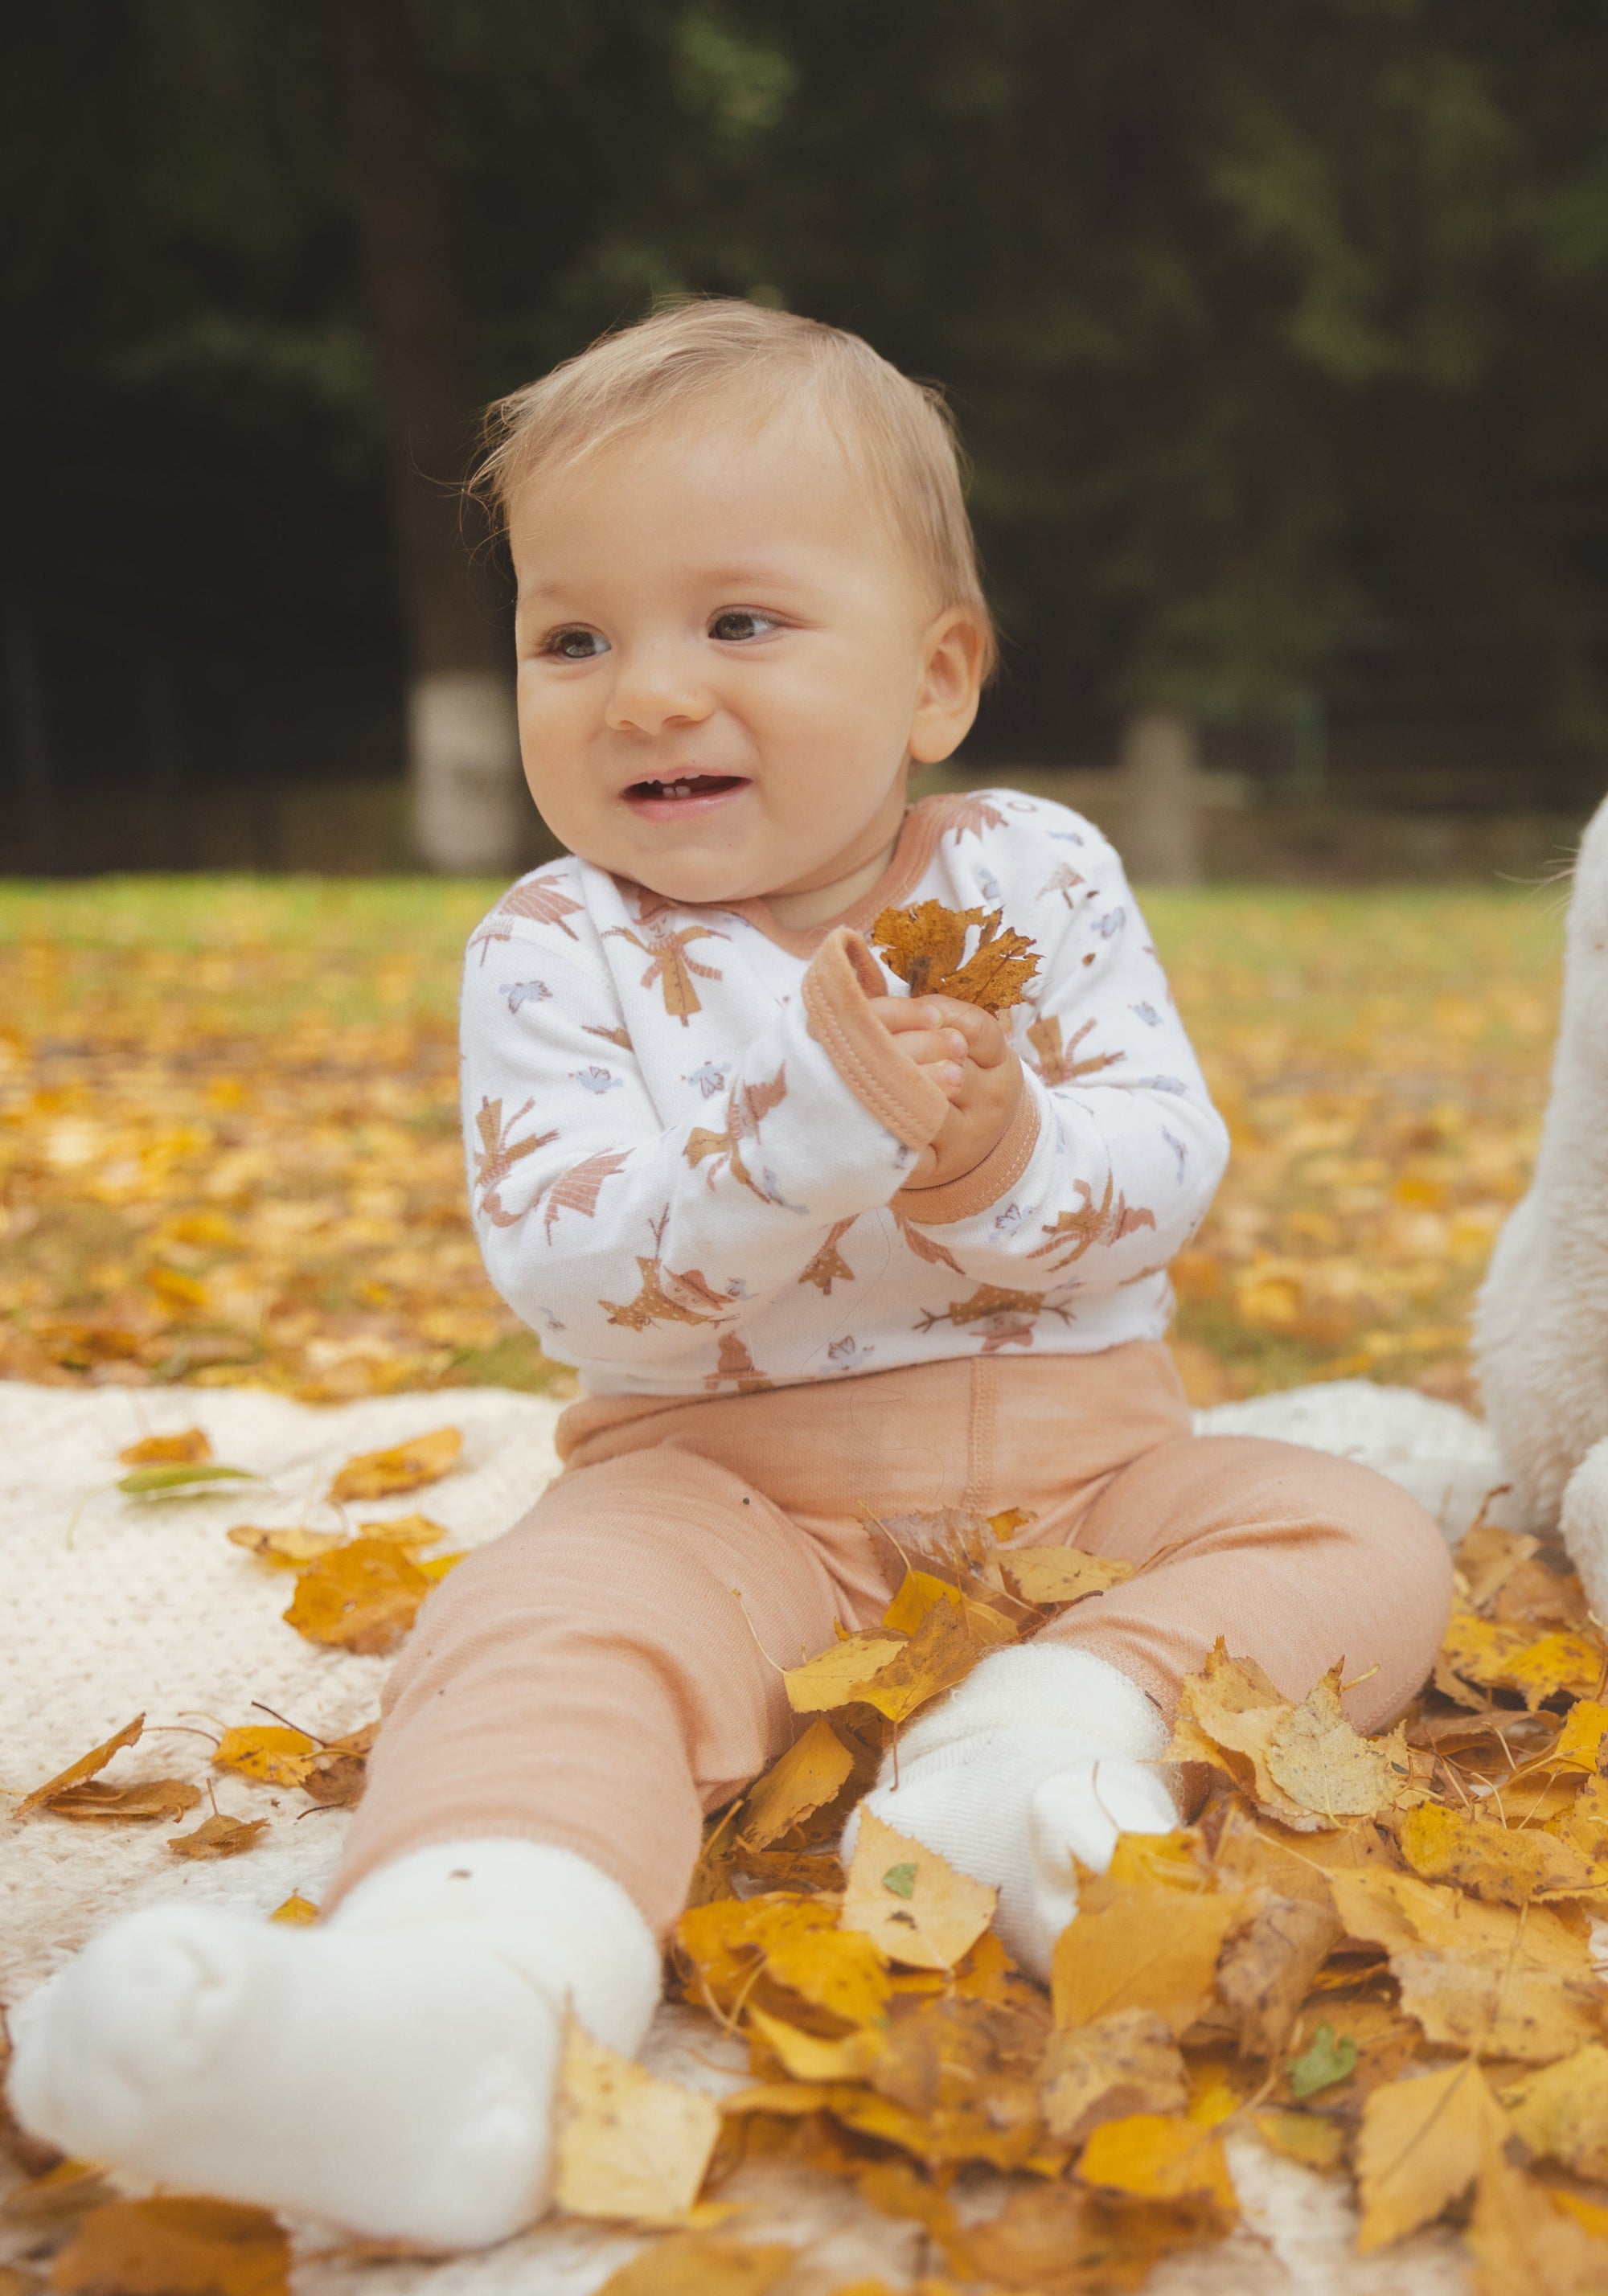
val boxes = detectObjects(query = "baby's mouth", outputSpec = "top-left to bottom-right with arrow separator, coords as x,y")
623,773 -> 749,814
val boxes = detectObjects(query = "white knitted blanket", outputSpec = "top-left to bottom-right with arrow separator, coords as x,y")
2,1377 -> 1490,2294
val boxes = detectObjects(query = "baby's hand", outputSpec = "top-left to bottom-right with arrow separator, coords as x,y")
867,996 -> 1022,1190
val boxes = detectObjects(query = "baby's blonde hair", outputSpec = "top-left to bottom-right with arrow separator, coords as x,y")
473,299 -> 997,679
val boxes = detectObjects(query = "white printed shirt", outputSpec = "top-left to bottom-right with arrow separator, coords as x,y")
460,789 -> 1229,1396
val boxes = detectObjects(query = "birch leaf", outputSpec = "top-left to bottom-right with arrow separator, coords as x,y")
326,1427 -> 462,1503
1356,2060 -> 1507,2250
552,2017 -> 720,2223
840,1810 -> 996,1971
13,1716 -> 145,1818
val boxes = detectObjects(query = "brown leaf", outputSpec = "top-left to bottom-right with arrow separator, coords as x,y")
840,1810 -> 996,1971
592,2235 -> 796,2296
326,1426 -> 462,1503
46,1778 -> 200,1824
958,2179 -> 1223,2294
2,2163 -> 117,2228
48,2196 -> 289,2296
166,1814 -> 268,1860
117,1429 -> 211,1466
1039,2008 -> 1188,2144
14,1717 -> 144,1819
552,2016 -> 720,2223
1356,2059 -> 1508,2249
1214,1892 -> 1342,2057
870,901 -> 1040,1014
281,1537 -> 432,1654
1458,1515 -> 1541,1613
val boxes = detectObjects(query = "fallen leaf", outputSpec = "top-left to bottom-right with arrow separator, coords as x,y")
958,2179 -> 1222,2294
327,1427 -> 462,1503
211,1727 -> 319,1789
841,1811 -> 996,1971
675,1895 -> 891,2030
1216,1892 -> 1342,2057
281,1537 -> 433,1654
1040,2009 -> 1189,2144
226,1523 -> 345,1568
1458,1517 -> 1541,1613
1501,2044 -> 1608,2180
871,901 -> 1040,1014
355,1511 -> 450,1552
268,1895 -> 318,1926
45,1777 -> 200,1823
1549,1700 -> 1608,1774
997,1549 -> 1135,1605
1287,2021 -> 1358,2099
739,1719 -> 855,1851
782,1634 -> 908,1715
14,1716 -> 144,1818
1077,2113 -> 1237,2213
117,1463 -> 256,1499
1356,2060 -> 1509,2249
48,2196 -> 289,2296
1253,2109 -> 1349,2171
1399,1802 -> 1608,1905
1467,2121 -> 1608,2296
118,1429 -> 211,1466
552,2015 -> 720,2222
851,1601 -> 1015,1726
1168,1644 -> 1407,1831
2,2163 -> 117,2227
1439,1614 -> 1605,1711
167,1814 -> 268,1860
1052,1866 -> 1247,2038
745,2006 -> 883,2084
592,2234 -> 796,2296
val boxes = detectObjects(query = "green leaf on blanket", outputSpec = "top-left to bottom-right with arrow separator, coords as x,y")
117,1462 -> 258,1497
1288,2021 -> 1359,2100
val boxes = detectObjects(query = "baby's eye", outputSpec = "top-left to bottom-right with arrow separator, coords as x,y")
544,626 -> 609,660
709,609 -> 778,644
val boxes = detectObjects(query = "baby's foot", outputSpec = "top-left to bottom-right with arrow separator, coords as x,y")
845,1646 -> 1179,1980
7,1840 -> 660,2249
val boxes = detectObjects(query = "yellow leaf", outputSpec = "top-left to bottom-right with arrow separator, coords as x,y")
326,1426 -> 462,1503
268,1895 -> 318,1926
1252,2110 -> 1348,2173
745,2006 -> 882,2083
281,1537 -> 432,1655
1356,2060 -> 1508,2249
762,1918 -> 891,2029
1399,1802 -> 1608,1905
167,1813 -> 268,1861
1439,1614 -> 1605,1711
996,1549 -> 1134,1605
211,1727 -> 319,1790
117,1429 -> 211,1466
48,2196 -> 289,2296
783,1634 -> 907,1714
1076,2113 -> 1237,2213
1167,1642 -> 1405,1830
226,1523 -> 344,1568
850,1601 -> 1015,1726
675,1896 -> 890,2029
45,1777 -> 200,1824
1467,2121 -> 1608,2296
840,1810 -> 996,1972
593,2233 -> 796,2296
1501,2044 -> 1608,2180
552,2016 -> 720,2223
1039,2009 -> 1188,2145
1052,1868 -> 1247,2038
1456,1516 -> 1540,1613
1552,1699 -> 1608,1774
14,1716 -> 144,1819
355,1511 -> 449,1552
738,1718 -> 855,1851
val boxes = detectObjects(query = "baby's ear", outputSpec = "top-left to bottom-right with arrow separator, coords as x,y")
910,608 -> 987,765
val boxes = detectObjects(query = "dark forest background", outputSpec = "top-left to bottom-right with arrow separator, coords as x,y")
6,1 -> 1608,868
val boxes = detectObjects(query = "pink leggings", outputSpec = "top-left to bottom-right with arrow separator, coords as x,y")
330,1345 -> 1452,1937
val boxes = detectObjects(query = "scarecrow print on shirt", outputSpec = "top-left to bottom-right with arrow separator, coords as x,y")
460,790 -> 1229,1396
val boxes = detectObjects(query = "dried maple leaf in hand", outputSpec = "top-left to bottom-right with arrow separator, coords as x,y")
870,901 -> 1040,1013
841,1811 -> 997,1971
13,1716 -> 144,1818
552,2015 -> 720,2223
327,1426 -> 461,1503
168,1813 -> 268,1860
117,1428 -> 211,1466
49,2195 -> 289,2296
282,1537 -> 433,1654
1356,2059 -> 1507,2249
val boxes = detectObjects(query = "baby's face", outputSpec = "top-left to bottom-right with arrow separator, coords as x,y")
508,410 -> 981,908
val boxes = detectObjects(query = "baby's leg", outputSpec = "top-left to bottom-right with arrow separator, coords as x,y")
10,1450 -> 848,2245
855,1434 -> 1450,1977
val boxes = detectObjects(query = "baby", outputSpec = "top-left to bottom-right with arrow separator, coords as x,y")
10,303 -> 1453,2248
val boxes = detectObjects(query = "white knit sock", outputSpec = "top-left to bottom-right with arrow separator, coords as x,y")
6,1840 -> 659,2249
843,1646 -> 1180,1981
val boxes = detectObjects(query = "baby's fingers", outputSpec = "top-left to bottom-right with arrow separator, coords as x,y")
923,997 -> 1011,1067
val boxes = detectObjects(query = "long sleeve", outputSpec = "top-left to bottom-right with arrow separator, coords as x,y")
888,828 -> 1228,1300
460,930 -> 944,1373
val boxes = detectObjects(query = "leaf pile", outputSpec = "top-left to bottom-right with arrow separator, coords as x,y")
871,903 -> 1040,1015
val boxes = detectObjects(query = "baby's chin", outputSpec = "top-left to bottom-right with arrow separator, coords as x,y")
572,837 -> 778,909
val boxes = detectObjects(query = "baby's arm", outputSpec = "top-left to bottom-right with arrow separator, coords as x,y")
888,833 -> 1229,1290
461,934 -> 956,1364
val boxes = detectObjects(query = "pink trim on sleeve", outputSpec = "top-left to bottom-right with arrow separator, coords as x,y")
801,927 -> 949,1152
893,1073 -> 1040,1225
